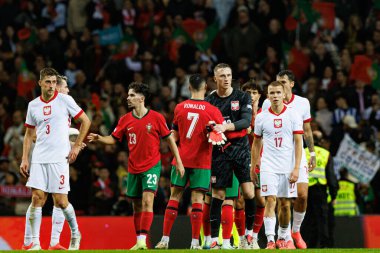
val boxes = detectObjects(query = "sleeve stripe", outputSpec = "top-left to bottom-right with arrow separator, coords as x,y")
254,133 -> 262,138
293,131 -> 304,134
304,118 -> 312,123
162,132 -> 171,139
73,110 -> 84,120
24,123 -> 35,129
111,133 -> 121,142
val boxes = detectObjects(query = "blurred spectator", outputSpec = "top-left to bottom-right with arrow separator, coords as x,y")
223,5 -> 261,66
364,93 -> 380,129
332,94 -> 359,125
315,96 -> 333,136
91,167 -> 118,215
168,66 -> 190,99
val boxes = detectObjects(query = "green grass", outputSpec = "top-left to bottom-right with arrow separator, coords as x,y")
38,250 -> 379,253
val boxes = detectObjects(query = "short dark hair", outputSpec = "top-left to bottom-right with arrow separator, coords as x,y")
189,74 -> 205,90
128,82 -> 150,99
57,75 -> 68,86
241,79 -> 263,94
214,63 -> 231,74
268,80 -> 285,90
40,67 -> 59,80
277,70 -> 295,82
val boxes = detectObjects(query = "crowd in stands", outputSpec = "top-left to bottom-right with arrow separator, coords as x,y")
0,0 -> 379,216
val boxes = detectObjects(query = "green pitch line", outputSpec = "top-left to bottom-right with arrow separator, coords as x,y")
39,249 -> 380,253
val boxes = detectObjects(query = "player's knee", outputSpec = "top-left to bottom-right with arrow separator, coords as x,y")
55,200 -> 68,209
31,193 -> 45,206
296,192 -> 308,203
170,188 -> 183,201
265,196 -> 276,208
242,190 -> 254,199
141,198 -> 154,210
279,200 -> 291,213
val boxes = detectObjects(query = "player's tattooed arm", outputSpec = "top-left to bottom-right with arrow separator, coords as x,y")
303,122 -> 316,171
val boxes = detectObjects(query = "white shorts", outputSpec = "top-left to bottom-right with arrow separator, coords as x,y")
297,161 -> 309,184
260,171 -> 297,198
26,163 -> 70,194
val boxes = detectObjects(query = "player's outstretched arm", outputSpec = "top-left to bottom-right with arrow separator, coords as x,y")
68,112 -> 91,163
20,127 -> 34,178
87,133 -> 117,145
303,122 -> 316,171
165,134 -> 185,178
290,133 -> 303,184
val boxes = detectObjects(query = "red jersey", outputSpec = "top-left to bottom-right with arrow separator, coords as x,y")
172,99 -> 224,169
112,109 -> 170,174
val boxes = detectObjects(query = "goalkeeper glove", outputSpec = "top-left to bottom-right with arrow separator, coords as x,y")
208,131 -> 227,146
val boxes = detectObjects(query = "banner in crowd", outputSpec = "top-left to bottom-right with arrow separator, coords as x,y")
98,25 -> 123,46
335,134 -> 380,183
0,186 -> 31,198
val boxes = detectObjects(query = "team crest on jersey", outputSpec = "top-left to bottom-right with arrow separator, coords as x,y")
211,176 -> 216,183
231,101 -> 240,111
146,123 -> 152,133
274,119 -> 282,128
43,106 -> 51,116
262,185 -> 267,192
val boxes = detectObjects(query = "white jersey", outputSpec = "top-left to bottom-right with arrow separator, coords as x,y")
25,91 -> 83,163
254,106 -> 303,173
262,94 -> 311,168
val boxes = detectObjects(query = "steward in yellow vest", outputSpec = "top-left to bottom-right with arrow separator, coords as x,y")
334,169 -> 359,217
302,131 -> 339,248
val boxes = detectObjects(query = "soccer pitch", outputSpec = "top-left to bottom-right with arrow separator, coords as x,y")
43,250 -> 378,253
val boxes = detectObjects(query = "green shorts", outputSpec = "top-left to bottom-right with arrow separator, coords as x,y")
171,166 -> 210,192
226,173 -> 239,199
126,161 -> 161,198
206,173 -> 239,199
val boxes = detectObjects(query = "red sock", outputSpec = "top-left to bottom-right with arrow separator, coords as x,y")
134,212 -> 142,235
234,208 -> 245,236
253,206 -> 265,234
140,211 -> 154,236
163,200 -> 179,236
202,203 -> 211,236
221,205 -> 233,239
191,203 -> 203,239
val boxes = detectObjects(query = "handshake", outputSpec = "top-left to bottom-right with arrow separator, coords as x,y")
207,122 -> 227,146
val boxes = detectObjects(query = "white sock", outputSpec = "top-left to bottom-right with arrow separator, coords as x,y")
191,238 -> 199,246
264,217 -> 276,242
286,225 -> 292,241
211,237 -> 218,243
239,235 -> 244,241
24,204 -> 32,246
161,235 -> 169,243
62,203 -> 79,236
204,235 -> 211,244
222,239 -> 230,246
246,229 -> 253,236
50,206 -> 65,246
278,224 -> 289,240
137,234 -> 146,241
29,206 -> 42,245
252,232 -> 258,240
292,211 -> 305,233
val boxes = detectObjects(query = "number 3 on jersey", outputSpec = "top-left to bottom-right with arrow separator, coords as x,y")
186,112 -> 199,139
